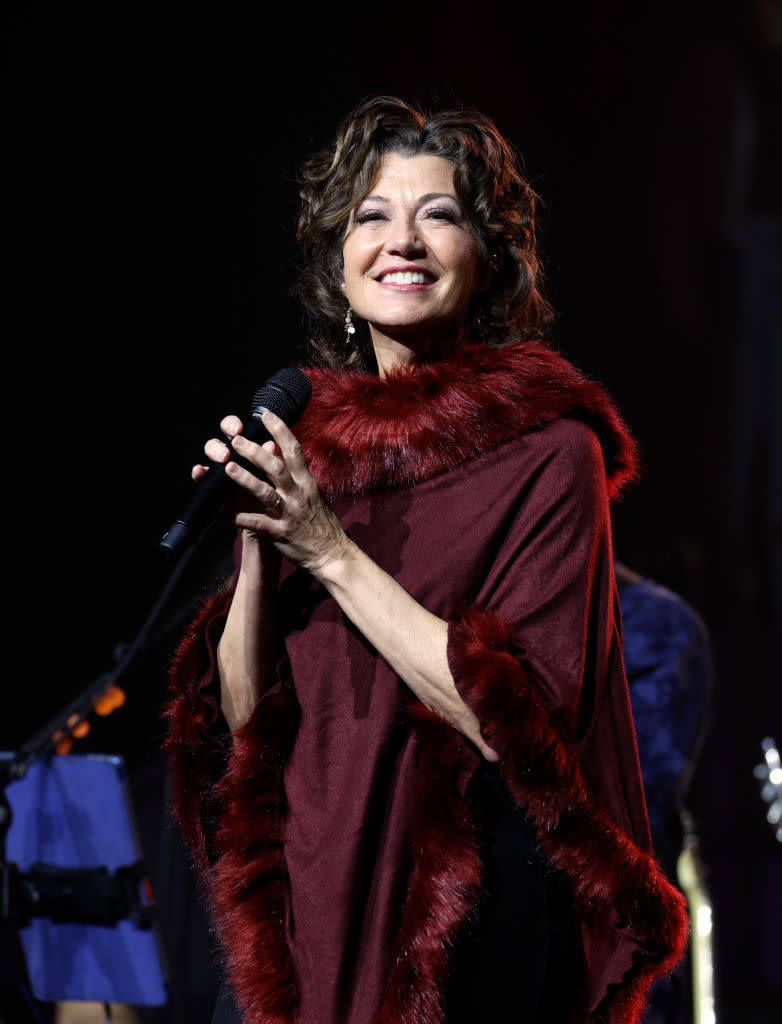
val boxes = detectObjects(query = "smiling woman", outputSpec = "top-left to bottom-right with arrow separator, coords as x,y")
291,95 -> 553,371
163,95 -> 687,1024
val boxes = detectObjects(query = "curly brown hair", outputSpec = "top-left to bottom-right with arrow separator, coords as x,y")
292,95 -> 555,370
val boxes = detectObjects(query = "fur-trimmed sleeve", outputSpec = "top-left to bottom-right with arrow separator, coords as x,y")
447,418 -> 645,836
445,419 -> 688,1022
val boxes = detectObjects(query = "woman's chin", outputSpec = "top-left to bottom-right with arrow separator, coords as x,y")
368,318 -> 469,352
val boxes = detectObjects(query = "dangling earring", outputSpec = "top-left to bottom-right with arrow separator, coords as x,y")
471,296 -> 495,343
344,305 -> 356,340
473,309 -> 488,342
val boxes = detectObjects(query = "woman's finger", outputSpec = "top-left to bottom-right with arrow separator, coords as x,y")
230,432 -> 292,490
220,414 -> 245,439
224,460 -> 288,524
204,438 -> 231,463
252,411 -> 311,488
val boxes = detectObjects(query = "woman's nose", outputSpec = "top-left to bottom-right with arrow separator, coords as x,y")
386,218 -> 425,257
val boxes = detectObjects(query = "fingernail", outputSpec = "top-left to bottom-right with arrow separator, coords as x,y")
232,435 -> 246,449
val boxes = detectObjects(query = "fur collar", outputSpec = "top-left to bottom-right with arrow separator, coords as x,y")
295,340 -> 639,502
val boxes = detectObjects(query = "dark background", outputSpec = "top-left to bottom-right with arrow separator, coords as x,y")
3,1 -> 780,1022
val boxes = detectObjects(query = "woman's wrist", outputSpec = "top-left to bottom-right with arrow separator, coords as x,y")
307,531 -> 360,586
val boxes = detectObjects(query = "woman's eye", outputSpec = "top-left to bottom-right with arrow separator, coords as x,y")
423,206 -> 462,223
354,210 -> 385,224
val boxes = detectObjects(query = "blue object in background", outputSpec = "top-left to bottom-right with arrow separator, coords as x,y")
618,570 -> 714,853
616,564 -> 715,1024
2,752 -> 170,1007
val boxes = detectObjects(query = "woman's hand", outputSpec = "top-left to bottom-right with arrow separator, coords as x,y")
197,410 -> 349,573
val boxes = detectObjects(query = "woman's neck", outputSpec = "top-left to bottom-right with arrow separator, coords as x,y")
370,323 -> 471,377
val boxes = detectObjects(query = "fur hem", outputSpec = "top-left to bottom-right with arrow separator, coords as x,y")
205,682 -> 300,1023
372,704 -> 482,1024
163,577 -> 236,874
447,605 -> 689,1023
163,576 -> 301,1022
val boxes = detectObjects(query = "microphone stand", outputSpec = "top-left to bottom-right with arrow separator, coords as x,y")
1,531 -> 211,1019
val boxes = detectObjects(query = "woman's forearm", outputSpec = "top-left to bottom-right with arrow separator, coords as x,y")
217,535 -> 279,731
313,535 -> 498,762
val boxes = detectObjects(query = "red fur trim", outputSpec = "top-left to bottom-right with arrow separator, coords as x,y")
295,340 -> 639,502
164,576 -> 302,1021
206,683 -> 300,1023
448,606 -> 689,1024
163,578 -> 236,874
374,704 -> 482,1024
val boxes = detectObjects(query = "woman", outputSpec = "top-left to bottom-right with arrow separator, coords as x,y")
164,95 -> 688,1024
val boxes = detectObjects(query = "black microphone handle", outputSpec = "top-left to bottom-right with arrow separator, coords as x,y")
160,367 -> 312,557
159,411 -> 274,556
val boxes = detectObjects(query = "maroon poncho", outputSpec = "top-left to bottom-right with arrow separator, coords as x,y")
164,340 -> 688,1024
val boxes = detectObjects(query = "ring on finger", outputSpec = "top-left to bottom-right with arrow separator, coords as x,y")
268,490 -> 283,513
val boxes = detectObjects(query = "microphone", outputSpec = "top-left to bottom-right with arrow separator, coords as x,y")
160,366 -> 312,556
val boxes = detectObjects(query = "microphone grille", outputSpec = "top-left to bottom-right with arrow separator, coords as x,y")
250,367 -> 312,424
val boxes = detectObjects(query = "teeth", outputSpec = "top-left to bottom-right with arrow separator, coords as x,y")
379,271 -> 428,285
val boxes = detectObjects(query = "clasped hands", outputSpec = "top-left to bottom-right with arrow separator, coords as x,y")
199,413 -> 499,762
194,410 -> 349,575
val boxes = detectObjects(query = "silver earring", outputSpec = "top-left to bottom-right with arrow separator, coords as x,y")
344,306 -> 356,339
472,306 -> 489,342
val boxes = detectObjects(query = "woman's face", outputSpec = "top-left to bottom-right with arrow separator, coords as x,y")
341,152 -> 486,369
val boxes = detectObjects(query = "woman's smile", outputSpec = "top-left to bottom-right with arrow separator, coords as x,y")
375,267 -> 436,287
